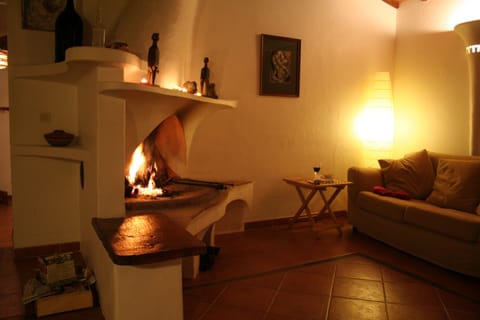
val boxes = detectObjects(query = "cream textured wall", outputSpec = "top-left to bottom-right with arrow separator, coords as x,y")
111,0 -> 396,222
393,0 -> 480,157
7,0 -> 396,228
111,0 -> 197,89
185,0 -> 396,221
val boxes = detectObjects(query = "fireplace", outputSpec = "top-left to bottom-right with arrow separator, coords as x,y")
123,113 -> 238,227
115,91 -> 253,278
33,47 -> 257,279
10,47 -> 254,320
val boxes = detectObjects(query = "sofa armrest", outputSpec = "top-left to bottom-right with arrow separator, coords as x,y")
347,166 -> 383,202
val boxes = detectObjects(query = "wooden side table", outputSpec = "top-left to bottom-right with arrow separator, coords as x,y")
283,178 -> 352,236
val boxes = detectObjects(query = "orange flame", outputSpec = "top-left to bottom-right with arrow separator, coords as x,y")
127,143 -> 163,197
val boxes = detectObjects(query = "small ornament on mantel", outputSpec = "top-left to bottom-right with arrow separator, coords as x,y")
148,33 -> 160,85
207,83 -> 218,99
182,81 -> 198,94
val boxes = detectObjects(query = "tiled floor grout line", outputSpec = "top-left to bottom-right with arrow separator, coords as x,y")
196,283 -> 229,320
183,252 -> 358,290
356,252 -> 480,304
262,271 -> 287,320
435,287 -> 453,320
380,266 -> 390,320
324,264 -> 337,320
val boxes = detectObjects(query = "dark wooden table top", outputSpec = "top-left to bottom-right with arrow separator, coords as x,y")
92,213 -> 206,265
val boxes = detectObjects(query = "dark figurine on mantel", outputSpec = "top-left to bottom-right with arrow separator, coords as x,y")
200,57 -> 210,96
148,33 -> 160,85
207,83 -> 218,99
199,57 -> 219,98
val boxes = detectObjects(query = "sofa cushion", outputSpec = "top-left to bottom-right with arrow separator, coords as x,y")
404,201 -> 480,242
378,149 -> 435,200
356,191 -> 406,222
426,159 -> 480,213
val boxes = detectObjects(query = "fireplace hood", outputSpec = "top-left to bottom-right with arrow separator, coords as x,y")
64,46 -> 239,166
100,81 -> 237,163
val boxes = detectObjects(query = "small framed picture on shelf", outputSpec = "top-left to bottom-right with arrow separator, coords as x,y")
22,0 -> 66,31
260,34 -> 301,97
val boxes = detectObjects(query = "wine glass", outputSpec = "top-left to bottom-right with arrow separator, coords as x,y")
313,163 -> 321,182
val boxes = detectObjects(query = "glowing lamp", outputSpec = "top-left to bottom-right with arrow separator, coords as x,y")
355,108 -> 394,144
355,72 -> 394,146
354,72 -> 395,166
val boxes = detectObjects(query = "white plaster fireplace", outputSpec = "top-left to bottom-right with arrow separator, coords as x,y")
10,47 -> 253,319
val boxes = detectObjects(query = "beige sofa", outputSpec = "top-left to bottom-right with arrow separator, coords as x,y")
347,150 -> 480,277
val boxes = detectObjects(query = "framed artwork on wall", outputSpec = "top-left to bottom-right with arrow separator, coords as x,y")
260,34 -> 301,97
22,0 -> 66,31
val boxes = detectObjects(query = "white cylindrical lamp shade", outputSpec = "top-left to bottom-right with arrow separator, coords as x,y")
0,50 -> 7,69
455,20 -> 480,155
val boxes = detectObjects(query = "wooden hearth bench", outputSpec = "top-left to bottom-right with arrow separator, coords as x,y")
91,213 -> 206,320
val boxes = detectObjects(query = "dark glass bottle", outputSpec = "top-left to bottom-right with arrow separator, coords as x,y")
55,0 -> 83,62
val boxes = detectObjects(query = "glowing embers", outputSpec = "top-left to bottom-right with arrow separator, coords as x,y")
126,143 -> 164,198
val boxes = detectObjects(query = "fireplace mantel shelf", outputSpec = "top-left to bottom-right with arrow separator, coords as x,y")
99,81 -> 237,109
12,47 -> 237,108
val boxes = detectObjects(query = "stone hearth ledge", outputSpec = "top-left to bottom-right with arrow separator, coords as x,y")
92,213 -> 206,265
91,213 -> 206,320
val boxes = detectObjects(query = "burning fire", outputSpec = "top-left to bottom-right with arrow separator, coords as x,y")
127,143 -> 164,197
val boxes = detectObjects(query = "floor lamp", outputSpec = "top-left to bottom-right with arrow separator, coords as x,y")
455,20 -> 480,155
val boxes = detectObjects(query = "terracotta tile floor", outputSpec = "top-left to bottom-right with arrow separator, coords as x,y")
185,254 -> 480,319
1,203 -> 480,319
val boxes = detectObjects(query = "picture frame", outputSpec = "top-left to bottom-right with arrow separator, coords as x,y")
260,34 -> 301,97
22,0 -> 66,31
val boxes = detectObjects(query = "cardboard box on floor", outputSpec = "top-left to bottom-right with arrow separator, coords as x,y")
35,284 -> 93,317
